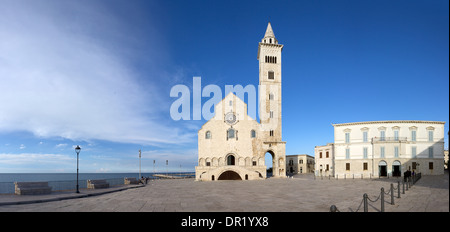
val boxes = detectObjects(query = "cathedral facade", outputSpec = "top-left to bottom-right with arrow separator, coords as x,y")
195,23 -> 287,181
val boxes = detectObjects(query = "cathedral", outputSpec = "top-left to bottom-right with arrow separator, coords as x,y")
195,22 -> 287,181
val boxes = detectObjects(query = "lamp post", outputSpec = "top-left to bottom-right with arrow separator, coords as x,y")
75,145 -> 81,193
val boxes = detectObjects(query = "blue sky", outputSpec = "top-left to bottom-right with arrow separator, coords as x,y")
0,0 -> 448,173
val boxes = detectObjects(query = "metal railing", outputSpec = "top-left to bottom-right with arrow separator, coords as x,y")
372,137 -> 407,142
330,173 -> 422,212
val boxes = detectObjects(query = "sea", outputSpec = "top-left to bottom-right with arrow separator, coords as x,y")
0,172 -> 195,194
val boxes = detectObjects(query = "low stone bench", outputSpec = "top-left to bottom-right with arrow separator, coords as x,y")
87,179 -> 109,189
124,177 -> 139,185
14,182 -> 52,195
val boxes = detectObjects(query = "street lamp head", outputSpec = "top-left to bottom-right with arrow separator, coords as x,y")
75,145 -> 81,155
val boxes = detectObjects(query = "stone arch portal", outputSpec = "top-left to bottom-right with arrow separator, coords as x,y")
218,171 -> 242,180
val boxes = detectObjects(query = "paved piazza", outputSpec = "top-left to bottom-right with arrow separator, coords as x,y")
0,173 -> 448,212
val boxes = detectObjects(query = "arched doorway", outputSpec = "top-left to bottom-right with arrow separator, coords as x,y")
379,160 -> 387,177
218,171 -> 242,180
392,160 -> 401,177
226,154 -> 235,166
265,151 -> 275,178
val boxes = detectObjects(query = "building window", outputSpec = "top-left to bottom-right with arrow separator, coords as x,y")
363,163 -> 368,171
227,129 -> 235,139
346,163 -> 350,171
380,146 -> 385,158
270,130 -> 274,136
269,93 -> 274,100
429,162 -> 433,170
205,131 -> 211,139
380,131 -> 386,141
428,131 -> 434,142
412,147 -> 417,158
319,152 -> 322,158
251,130 -> 256,138
363,131 -> 368,142
252,161 -> 257,166
363,147 -> 368,159
346,148 -> 350,159
268,71 -> 274,80
289,160 -> 294,165
206,162 -> 211,166
326,151 -> 329,158
428,147 -> 433,158
411,130 -> 416,142
412,162 -> 417,170
394,131 -> 399,141
394,146 -> 399,158
299,160 -> 303,164
345,133 -> 350,143
270,111 -> 273,118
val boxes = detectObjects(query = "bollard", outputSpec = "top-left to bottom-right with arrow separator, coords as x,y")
402,180 -> 405,194
363,193 -> 368,212
380,187 -> 385,212
330,205 -> 338,212
391,183 -> 394,205
398,181 -> 401,198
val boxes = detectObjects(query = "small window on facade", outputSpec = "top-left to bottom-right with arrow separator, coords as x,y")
251,130 -> 256,138
270,111 -> 273,118
252,161 -> 257,166
269,93 -> 274,100
206,162 -> 211,166
429,162 -> 433,170
269,38 -> 272,43
346,163 -> 351,171
428,131 -> 434,142
326,151 -> 329,158
269,130 -> 274,136
412,162 -> 417,170
345,133 -> 350,143
205,131 -> 211,139
299,160 -> 303,164
227,129 -> 235,139
363,163 -> 368,171
380,131 -> 386,141
229,100 -> 232,106
428,147 -> 433,158
346,148 -> 350,159
319,152 -> 322,158
411,130 -> 417,142
268,71 -> 274,80
363,131 -> 368,142
326,164 -> 329,171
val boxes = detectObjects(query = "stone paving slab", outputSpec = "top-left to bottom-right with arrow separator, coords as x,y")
0,172 -> 447,212
0,184 -> 143,206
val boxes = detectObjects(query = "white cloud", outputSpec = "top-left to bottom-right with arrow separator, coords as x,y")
55,143 -> 68,149
0,153 -> 73,165
0,0 -> 194,146
19,144 -> 26,150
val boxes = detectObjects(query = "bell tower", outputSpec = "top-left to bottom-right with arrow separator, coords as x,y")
257,22 -> 286,178
257,22 -> 283,141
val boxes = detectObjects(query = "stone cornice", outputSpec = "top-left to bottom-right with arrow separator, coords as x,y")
333,120 -> 445,127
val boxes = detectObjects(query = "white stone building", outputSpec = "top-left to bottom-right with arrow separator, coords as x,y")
286,154 -> 315,174
314,143 -> 334,177
195,22 -> 287,181
332,120 -> 445,178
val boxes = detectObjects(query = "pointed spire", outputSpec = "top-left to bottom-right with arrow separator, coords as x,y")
264,22 -> 275,39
